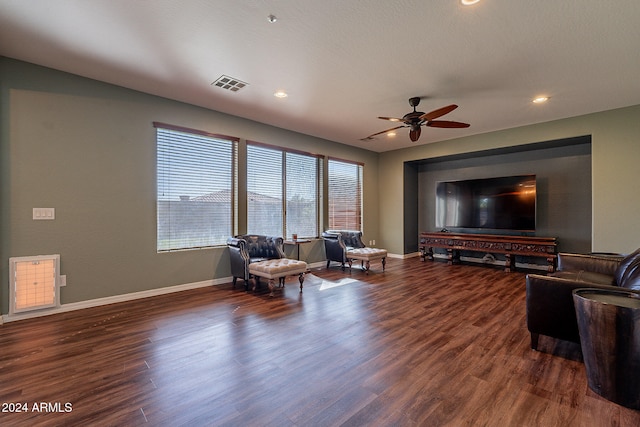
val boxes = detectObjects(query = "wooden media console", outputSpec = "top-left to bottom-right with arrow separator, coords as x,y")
419,232 -> 558,272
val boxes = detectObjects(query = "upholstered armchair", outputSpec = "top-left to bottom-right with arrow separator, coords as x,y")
227,235 -> 285,290
322,230 -> 366,270
526,249 -> 640,350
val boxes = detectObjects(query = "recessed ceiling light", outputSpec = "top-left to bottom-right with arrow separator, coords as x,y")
461,0 -> 481,5
387,132 -> 396,137
274,90 -> 288,98
532,96 -> 549,104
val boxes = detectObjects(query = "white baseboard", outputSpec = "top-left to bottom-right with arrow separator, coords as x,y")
2,260 -> 328,324
2,277 -> 230,323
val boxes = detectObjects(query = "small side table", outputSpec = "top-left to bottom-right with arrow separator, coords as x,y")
284,239 -> 311,261
573,288 -> 640,409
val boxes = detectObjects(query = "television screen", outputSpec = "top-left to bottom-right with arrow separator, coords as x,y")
435,175 -> 536,232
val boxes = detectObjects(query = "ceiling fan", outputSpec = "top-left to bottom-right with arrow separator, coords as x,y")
363,97 -> 470,142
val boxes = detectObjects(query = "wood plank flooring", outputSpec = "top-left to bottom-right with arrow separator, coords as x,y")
1,258 -> 639,426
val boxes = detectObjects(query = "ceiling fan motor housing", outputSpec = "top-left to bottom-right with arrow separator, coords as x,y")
404,111 -> 425,123
405,97 -> 425,125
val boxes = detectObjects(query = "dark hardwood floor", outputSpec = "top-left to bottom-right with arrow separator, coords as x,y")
1,258 -> 639,426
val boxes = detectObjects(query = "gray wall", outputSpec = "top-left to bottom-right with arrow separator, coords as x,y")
0,58 -> 380,313
412,138 -> 592,254
3,55 -> 640,314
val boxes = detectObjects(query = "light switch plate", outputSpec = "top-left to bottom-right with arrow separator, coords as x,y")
33,208 -> 55,220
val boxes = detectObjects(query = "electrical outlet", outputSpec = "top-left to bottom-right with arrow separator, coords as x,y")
369,240 -> 372,245
372,240 -> 376,246
60,275 -> 67,287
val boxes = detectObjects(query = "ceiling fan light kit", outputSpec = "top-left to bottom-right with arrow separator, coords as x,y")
363,97 -> 470,142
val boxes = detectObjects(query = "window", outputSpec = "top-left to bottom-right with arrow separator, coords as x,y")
286,151 -> 320,238
155,123 -> 238,251
247,144 -> 282,236
247,142 -> 321,238
328,158 -> 363,231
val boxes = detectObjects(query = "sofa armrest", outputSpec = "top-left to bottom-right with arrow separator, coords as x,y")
227,237 -> 250,280
557,253 -> 622,275
226,237 -> 246,250
525,273 -> 623,345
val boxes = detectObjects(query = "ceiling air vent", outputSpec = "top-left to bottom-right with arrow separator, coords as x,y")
211,75 -> 248,92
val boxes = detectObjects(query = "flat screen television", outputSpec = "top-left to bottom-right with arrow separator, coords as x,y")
435,174 -> 536,232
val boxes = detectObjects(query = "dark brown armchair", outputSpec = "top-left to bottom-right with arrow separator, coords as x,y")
525,249 -> 640,350
321,230 -> 365,270
227,235 -> 285,290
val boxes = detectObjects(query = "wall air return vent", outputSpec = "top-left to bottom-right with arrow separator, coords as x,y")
9,255 -> 60,315
211,75 -> 248,92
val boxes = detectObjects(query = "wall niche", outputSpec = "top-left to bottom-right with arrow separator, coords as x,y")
404,135 -> 592,256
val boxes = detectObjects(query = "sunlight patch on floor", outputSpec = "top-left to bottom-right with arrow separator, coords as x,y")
318,277 -> 359,291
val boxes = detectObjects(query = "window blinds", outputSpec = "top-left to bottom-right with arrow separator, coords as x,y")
285,152 -> 319,238
156,125 -> 237,251
247,144 -> 283,236
247,143 -> 320,238
328,158 -> 363,231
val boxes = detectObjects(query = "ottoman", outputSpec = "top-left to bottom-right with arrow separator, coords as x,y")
346,248 -> 387,273
248,258 -> 308,296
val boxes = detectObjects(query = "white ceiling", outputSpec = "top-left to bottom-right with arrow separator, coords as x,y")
1,0 -> 639,152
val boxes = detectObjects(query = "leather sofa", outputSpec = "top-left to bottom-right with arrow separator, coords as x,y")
526,249 -> 640,350
227,235 -> 285,290
322,230 -> 366,270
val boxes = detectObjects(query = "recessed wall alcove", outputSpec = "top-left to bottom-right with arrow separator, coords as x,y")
403,135 -> 592,256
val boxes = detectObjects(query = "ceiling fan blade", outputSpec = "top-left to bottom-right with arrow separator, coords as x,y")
378,116 -> 406,123
419,104 -> 458,121
409,126 -> 421,142
426,120 -> 470,128
362,125 -> 406,140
